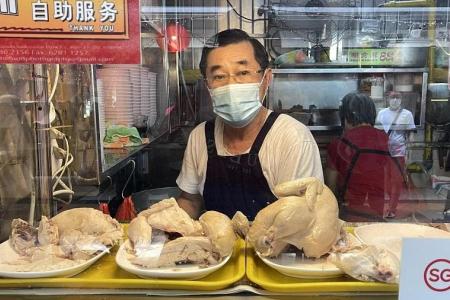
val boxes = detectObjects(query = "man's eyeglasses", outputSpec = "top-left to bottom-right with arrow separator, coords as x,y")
205,69 -> 264,87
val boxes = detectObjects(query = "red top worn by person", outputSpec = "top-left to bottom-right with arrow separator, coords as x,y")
326,93 -> 404,221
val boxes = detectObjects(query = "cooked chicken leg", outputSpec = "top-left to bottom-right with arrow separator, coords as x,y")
199,211 -> 236,257
231,211 -> 250,239
38,216 -> 59,246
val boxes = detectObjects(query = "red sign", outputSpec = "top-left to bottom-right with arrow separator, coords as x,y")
423,258 -> 450,292
0,0 -> 140,64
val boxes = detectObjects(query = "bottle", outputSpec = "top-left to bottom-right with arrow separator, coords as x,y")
370,75 -> 384,100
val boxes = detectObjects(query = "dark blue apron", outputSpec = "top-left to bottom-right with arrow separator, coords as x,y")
202,112 -> 279,220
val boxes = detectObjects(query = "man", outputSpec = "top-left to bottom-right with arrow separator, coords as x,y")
176,29 -> 323,220
376,91 -> 415,218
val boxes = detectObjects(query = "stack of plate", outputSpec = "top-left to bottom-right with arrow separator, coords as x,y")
96,65 -> 158,129
97,66 -> 134,127
142,71 -> 157,127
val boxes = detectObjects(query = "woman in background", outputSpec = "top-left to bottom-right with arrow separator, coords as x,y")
326,92 -> 403,221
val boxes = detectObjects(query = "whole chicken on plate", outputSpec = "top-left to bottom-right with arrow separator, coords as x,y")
126,198 -> 237,268
240,177 -> 342,258
1,208 -> 123,272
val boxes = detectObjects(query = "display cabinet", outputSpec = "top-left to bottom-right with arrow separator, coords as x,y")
268,67 -> 428,131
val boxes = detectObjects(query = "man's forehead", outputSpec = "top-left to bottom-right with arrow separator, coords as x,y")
206,41 -> 258,70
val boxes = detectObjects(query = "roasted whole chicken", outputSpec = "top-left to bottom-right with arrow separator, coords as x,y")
127,198 -> 237,268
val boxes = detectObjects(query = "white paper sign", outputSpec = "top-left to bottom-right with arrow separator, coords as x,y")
399,238 -> 450,300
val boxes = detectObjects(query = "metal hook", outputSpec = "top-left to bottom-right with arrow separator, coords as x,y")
121,160 -> 136,199
98,175 -> 113,206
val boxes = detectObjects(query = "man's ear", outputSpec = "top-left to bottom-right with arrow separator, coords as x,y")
264,68 -> 273,89
259,68 -> 272,101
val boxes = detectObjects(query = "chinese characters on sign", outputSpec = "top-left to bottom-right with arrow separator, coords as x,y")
32,0 -> 49,21
0,0 -> 141,64
347,48 -> 397,66
0,0 -> 127,38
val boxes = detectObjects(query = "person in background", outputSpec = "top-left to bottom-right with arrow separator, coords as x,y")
176,29 -> 323,220
376,91 -> 415,218
326,92 -> 403,221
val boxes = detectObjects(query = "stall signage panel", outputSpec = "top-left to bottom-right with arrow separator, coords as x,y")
0,0 -> 140,64
399,238 -> 450,300
348,48 -> 398,66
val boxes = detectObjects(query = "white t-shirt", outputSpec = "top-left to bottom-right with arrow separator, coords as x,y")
176,112 -> 323,196
375,108 -> 415,157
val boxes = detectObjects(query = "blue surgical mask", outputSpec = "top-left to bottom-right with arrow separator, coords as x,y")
209,78 -> 266,128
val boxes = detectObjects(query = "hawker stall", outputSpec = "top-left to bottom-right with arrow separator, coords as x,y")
1,1 -> 450,299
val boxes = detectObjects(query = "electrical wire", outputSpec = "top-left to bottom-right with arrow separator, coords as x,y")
226,0 -> 268,23
44,64 -> 75,203
52,134 -> 74,205
48,65 -> 60,103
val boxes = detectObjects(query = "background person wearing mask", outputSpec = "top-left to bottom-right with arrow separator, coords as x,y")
376,91 -> 415,218
176,29 -> 323,220
326,93 -> 403,221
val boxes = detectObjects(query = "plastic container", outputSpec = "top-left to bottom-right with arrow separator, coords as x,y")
132,187 -> 181,212
409,172 -> 430,188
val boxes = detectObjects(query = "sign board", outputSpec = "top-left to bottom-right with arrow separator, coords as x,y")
347,48 -> 398,66
0,0 -> 140,64
399,238 -> 450,300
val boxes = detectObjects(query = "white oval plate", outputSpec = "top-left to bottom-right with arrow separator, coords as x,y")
354,223 -> 450,259
0,241 -> 108,279
116,240 -> 231,280
257,251 -> 343,279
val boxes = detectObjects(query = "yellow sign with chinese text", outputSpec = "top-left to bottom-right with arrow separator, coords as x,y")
0,0 -> 129,39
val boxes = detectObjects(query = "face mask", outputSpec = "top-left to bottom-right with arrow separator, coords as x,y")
389,98 -> 401,110
209,75 -> 266,128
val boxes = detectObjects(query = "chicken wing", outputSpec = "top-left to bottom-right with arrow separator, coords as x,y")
128,215 -> 152,256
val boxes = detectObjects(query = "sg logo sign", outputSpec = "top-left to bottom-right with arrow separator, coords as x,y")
424,259 -> 450,292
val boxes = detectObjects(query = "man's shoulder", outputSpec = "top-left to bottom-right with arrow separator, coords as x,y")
274,113 -> 310,132
377,108 -> 390,116
267,113 -> 315,145
185,121 -> 208,145
400,108 -> 414,117
190,121 -> 208,135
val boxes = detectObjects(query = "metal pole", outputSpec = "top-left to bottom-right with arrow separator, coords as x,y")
31,64 -> 52,220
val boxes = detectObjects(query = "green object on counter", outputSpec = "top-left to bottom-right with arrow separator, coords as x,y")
274,50 -> 306,66
104,125 -> 142,146
182,69 -> 202,83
